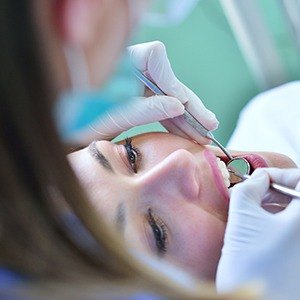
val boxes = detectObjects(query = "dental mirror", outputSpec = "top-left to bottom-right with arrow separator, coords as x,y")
227,157 -> 250,184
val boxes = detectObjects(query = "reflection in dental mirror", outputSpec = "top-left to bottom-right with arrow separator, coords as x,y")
227,157 -> 250,184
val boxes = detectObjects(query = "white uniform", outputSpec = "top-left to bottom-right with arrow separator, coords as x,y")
227,81 -> 300,167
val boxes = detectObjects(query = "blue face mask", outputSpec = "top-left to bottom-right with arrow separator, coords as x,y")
55,51 -> 141,142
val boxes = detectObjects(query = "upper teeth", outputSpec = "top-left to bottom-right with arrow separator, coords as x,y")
216,157 -> 230,188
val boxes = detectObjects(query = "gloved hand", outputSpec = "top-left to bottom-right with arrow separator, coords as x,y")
216,168 -> 300,300
86,41 -> 219,142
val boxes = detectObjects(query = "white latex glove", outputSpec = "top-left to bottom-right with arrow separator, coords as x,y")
85,41 -> 218,143
216,168 -> 300,300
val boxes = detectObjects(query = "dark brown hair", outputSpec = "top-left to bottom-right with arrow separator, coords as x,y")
0,0 -> 135,281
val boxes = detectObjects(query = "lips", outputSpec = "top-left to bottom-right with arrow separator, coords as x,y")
218,154 -> 268,173
200,150 -> 269,215
204,150 -> 230,203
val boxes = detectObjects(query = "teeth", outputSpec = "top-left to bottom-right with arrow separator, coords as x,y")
216,157 -> 230,188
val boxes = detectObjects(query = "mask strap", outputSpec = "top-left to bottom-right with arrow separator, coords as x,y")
63,46 -> 90,91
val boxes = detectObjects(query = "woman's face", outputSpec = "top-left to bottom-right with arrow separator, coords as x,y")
68,132 -> 296,280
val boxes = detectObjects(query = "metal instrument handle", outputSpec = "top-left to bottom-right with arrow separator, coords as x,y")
238,174 -> 300,199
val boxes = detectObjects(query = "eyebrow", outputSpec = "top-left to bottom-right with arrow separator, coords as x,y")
88,141 -> 114,172
115,202 -> 126,233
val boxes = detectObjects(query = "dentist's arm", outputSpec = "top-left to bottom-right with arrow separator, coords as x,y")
85,41 -> 218,142
217,168 -> 300,300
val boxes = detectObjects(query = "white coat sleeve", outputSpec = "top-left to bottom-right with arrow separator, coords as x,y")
227,81 -> 300,167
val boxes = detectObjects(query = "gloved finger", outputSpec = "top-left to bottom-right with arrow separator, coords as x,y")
278,177 -> 300,219
181,84 -> 219,131
279,198 -> 300,223
135,95 -> 185,120
128,42 -> 219,130
224,170 -> 273,253
160,118 -> 212,145
230,169 -> 270,209
89,95 -> 185,139
262,168 -> 300,189
128,41 -> 187,100
255,168 -> 300,214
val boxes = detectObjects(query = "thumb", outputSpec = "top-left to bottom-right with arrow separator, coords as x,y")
135,95 -> 185,121
230,169 -> 270,211
263,168 -> 300,188
88,96 -> 184,139
223,170 -> 272,256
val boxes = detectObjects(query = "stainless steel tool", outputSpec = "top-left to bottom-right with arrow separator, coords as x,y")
229,169 -> 300,199
133,68 -> 251,177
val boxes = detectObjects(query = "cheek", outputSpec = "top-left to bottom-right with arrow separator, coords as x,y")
174,210 -> 226,279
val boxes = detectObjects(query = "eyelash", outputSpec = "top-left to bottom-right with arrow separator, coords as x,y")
124,138 -> 141,173
147,208 -> 168,255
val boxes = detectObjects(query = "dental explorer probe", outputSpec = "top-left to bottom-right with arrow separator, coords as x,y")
229,170 -> 300,199
133,68 -> 233,160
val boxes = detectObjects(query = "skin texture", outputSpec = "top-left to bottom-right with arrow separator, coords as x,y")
68,132 -> 296,280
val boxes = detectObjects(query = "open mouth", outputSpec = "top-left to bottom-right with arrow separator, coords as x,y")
236,154 -> 268,171
218,153 -> 268,172
217,153 -> 268,187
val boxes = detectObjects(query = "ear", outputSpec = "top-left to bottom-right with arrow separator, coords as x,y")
54,0 -> 104,47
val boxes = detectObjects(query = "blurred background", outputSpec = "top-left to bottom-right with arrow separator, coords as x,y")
118,0 -> 300,145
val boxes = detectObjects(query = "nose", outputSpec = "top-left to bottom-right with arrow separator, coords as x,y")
137,149 -> 200,200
